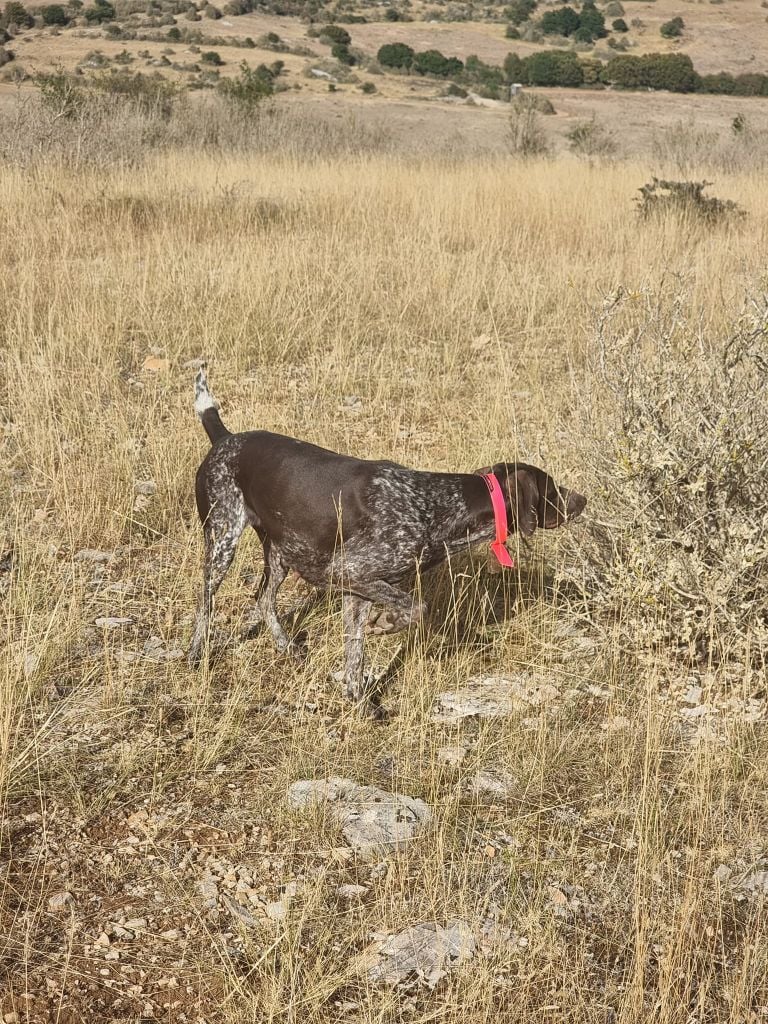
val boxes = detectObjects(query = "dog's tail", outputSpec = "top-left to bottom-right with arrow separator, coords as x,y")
194,364 -> 230,445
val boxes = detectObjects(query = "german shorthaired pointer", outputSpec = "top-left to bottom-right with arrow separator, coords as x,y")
188,367 -> 586,709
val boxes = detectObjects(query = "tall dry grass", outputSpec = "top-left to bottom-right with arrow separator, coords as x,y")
1,126 -> 767,1022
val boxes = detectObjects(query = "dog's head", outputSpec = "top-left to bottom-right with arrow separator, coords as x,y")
475,461 -> 586,537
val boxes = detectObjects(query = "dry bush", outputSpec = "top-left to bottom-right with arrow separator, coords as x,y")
567,288 -> 768,668
566,114 -> 618,160
507,102 -> 550,157
0,84 -> 392,167
636,177 -> 745,224
652,117 -> 768,174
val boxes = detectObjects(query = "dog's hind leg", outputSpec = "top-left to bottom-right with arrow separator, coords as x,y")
189,507 -> 247,667
254,541 -> 306,659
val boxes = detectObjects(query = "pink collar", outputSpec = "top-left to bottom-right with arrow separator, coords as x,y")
482,473 -> 516,569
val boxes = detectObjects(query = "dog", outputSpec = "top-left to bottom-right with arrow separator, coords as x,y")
188,366 -> 586,710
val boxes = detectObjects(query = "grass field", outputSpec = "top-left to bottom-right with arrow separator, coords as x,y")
1,136 -> 767,1021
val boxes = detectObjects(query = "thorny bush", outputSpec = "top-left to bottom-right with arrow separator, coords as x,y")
567,290 -> 768,670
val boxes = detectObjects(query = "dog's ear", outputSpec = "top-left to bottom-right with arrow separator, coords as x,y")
509,468 -> 539,537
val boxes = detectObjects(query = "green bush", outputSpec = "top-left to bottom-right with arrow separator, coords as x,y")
361,79 -> 375,92
319,24 -> 350,45
201,49 -> 223,64
1,1 -> 33,28
660,16 -> 683,38
465,53 -> 504,94
505,25 -> 520,38
384,6 -> 399,20
41,4 -> 69,24
524,49 -> 583,86
578,1 -> 606,40
503,50 -> 525,83
331,41 -> 355,64
612,17 -> 628,32
603,52 -> 698,92
413,48 -> 463,77
505,0 -> 536,25
83,0 -> 115,22
540,5 -> 579,36
377,42 -> 414,68
218,58 -> 272,110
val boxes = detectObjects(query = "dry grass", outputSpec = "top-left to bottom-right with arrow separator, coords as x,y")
1,139 -> 767,1022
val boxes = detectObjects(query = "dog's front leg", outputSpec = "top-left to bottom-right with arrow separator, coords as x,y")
341,593 -> 373,702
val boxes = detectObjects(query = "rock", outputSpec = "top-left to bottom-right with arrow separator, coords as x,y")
95,616 -> 134,628
740,870 -> 768,894
338,884 -> 368,899
683,685 -> 703,705
94,932 -> 110,947
713,864 -> 732,883
432,673 -> 559,723
359,920 -> 475,988
436,745 -> 468,767
222,894 -> 260,928
134,479 -> 157,496
47,891 -> 74,911
470,771 -> 516,800
182,357 -> 206,370
265,900 -> 288,922
197,874 -> 218,909
75,549 -> 113,563
287,777 -> 431,857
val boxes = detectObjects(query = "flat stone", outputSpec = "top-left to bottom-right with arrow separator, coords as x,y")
436,745 -> 468,767
75,549 -> 114,563
359,920 -> 475,988
287,777 -> 431,857
95,617 -> 134,628
47,891 -> 74,911
470,771 -> 516,800
432,673 -> 559,723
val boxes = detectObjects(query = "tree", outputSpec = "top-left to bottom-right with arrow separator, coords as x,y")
503,50 -> 526,83
377,41 -> 414,68
660,16 -> 683,38
540,5 -> 579,36
1,1 -> 34,28
41,3 -> 68,23
319,24 -> 350,45
524,49 -> 583,86
413,49 -> 463,77
505,0 -> 536,25
578,1 -> 606,40
218,59 -> 273,110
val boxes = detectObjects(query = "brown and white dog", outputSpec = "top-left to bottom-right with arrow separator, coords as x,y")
188,367 -> 586,711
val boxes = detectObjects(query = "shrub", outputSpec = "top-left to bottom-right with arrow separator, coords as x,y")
578,2 -> 606,40
377,42 -> 414,68
505,0 -> 536,25
201,49 -> 223,64
444,81 -> 467,97
566,114 -> 616,157
319,24 -> 350,45
384,6 -> 399,20
508,97 -> 550,156
510,89 -> 554,113
167,25 -> 181,39
413,49 -> 463,77
218,58 -> 272,110
0,43 -> 14,64
603,52 -> 698,92
361,79 -> 375,92
41,4 -> 68,24
505,25 -> 520,38
660,16 -> 683,38
1,1 -> 33,28
612,17 -> 628,32
83,0 -> 115,22
465,53 -> 504,94
569,292 -> 767,669
540,5 -> 579,36
524,49 -> 583,86
636,177 -> 744,224
331,41 -> 354,64
503,51 -> 525,83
